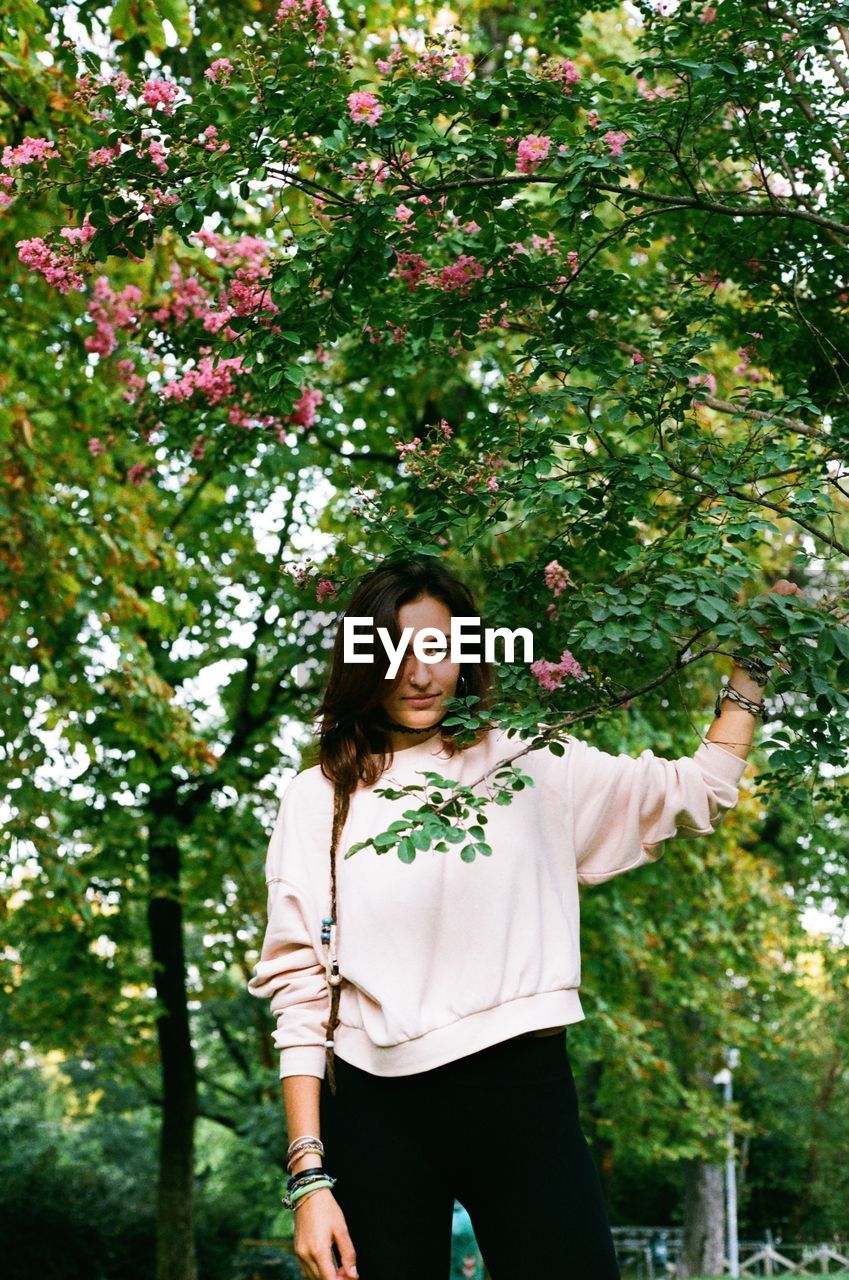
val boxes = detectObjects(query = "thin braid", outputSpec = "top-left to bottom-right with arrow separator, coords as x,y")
324,783 -> 348,1096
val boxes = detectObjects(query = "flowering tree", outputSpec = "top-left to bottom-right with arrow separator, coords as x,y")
2,0 -> 849,1276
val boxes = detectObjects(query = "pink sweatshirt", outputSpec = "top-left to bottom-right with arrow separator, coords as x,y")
247,726 -> 747,1079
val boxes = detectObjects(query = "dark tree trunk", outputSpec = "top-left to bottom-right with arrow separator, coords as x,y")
679,1158 -> 725,1277
148,799 -> 198,1280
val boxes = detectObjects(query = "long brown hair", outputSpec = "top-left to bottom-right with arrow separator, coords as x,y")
313,553 -> 499,1093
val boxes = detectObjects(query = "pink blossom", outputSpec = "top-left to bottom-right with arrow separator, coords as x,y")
586,110 -> 600,129
392,251 -> 429,291
274,0 -> 329,39
59,213 -> 96,245
438,254 -> 484,293
541,57 -> 580,94
127,461 -> 154,486
603,130 -> 628,157
486,475 -> 499,492
2,136 -> 57,168
142,78 -> 179,116
347,90 -> 382,126
632,351 -> 644,364
516,134 -> 552,174
200,124 -> 230,153
88,141 -> 122,169
110,70 -> 132,97
444,55 -> 473,83
688,371 -> 718,402
395,203 -> 414,222
116,357 -> 146,403
375,47 -> 404,74
316,578 -> 337,603
191,435 -> 206,459
531,650 -> 585,691
396,436 -> 422,456
17,238 -> 84,294
160,355 -> 245,405
284,386 -> 323,428
204,58 -> 234,83
141,137 -> 169,174
701,6 -> 717,21
88,437 -> 105,456
85,276 -> 143,357
544,560 -> 571,596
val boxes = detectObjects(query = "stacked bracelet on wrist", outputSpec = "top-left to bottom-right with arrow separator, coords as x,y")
284,1134 -> 336,1212
287,1134 -> 324,1173
714,682 -> 766,721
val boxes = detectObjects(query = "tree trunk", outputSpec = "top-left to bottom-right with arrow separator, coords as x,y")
679,1158 -> 725,1278
148,801 -> 198,1280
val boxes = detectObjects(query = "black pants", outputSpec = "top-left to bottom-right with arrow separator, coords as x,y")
318,1030 -> 621,1279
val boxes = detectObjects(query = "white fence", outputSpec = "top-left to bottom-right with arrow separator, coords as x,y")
611,1228 -> 849,1277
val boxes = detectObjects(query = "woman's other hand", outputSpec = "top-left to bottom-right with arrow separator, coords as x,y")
293,1189 -> 358,1280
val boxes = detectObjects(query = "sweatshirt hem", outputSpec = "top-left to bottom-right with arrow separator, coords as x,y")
333,988 -> 585,1077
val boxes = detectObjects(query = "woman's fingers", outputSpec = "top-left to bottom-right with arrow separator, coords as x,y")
333,1223 -> 358,1278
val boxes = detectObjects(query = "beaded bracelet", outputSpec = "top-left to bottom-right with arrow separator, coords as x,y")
714,683 -> 766,720
287,1143 -> 324,1173
287,1135 -> 324,1161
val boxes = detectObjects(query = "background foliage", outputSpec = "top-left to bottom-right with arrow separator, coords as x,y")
2,0 -> 848,1275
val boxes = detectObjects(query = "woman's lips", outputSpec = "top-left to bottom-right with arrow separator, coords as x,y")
405,695 -> 437,707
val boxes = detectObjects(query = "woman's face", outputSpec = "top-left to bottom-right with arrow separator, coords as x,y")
379,594 -> 461,734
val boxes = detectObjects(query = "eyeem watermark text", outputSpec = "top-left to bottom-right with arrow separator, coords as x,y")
344,616 -> 534,678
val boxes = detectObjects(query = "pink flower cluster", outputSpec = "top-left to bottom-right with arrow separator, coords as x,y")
85,275 -> 143,357
142,137 -> 169,174
2,136 -> 57,168
200,125 -> 230,153
109,70 -> 133,97
544,560 -> 571,596
347,90 -> 382,126
204,58 -> 234,83
59,214 -> 96,245
160,355 -> 246,405
316,579 -> 337,603
516,134 -> 552,174
540,57 -> 580,94
88,141 -> 123,169
603,130 -> 628,156
688,371 -> 718,403
142,78 -> 179,116
407,48 -> 473,83
0,173 -> 16,209
438,254 -> 484,293
17,238 -> 84,293
531,650 -> 585,691
274,0 -> 329,39
284,386 -> 323,428
116,357 -> 147,403
375,47 -> 405,74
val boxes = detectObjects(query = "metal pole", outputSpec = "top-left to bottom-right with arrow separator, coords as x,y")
725,1049 -> 740,1277
713,1050 -> 740,1278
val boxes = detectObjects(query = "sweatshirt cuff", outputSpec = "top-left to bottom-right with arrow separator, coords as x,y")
279,1045 -> 327,1080
694,738 -> 748,784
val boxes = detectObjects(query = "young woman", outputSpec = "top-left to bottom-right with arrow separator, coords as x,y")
248,555 -> 795,1280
